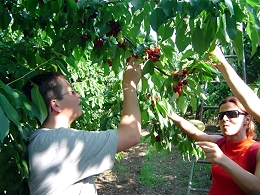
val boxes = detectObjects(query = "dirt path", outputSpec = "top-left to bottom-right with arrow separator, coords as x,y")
95,132 -> 208,195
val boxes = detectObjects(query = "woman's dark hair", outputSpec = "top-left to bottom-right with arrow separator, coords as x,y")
22,72 -> 66,109
218,96 -> 256,139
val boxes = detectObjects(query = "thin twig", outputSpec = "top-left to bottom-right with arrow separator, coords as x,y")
6,57 -> 55,86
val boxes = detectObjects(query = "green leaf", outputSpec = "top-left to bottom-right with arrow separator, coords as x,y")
225,11 -> 237,40
0,11 -> 11,30
176,95 -> 188,114
176,19 -> 190,52
224,0 -> 234,15
143,60 -> 155,75
31,84 -> 48,124
158,22 -> 174,41
192,23 -> 206,56
202,14 -> 217,50
181,49 -> 195,60
131,0 -> 146,10
149,8 -> 166,33
55,59 -> 70,75
67,0 -> 77,13
0,105 -> 9,143
232,30 -> 243,61
156,101 -> 168,118
190,0 -> 209,19
245,0 -> 259,7
0,94 -> 22,131
246,23 -> 258,56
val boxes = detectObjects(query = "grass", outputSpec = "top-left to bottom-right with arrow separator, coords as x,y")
98,135 -> 212,194
139,138 -> 212,192
139,146 -> 168,187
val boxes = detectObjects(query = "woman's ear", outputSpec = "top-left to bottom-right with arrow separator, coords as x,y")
244,115 -> 251,125
49,99 -> 61,113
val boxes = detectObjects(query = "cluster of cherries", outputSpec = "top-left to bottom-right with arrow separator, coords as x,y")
145,47 -> 160,62
172,69 -> 188,96
80,17 -> 122,53
106,20 -> 121,37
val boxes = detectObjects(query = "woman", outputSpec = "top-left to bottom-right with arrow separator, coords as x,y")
168,46 -> 260,194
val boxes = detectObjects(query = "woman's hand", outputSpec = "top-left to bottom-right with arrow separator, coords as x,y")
195,141 -> 226,165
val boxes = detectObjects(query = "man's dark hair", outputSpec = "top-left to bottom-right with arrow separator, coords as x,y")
22,72 -> 66,109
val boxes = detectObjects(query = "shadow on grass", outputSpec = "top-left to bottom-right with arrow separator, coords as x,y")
96,139 -> 212,195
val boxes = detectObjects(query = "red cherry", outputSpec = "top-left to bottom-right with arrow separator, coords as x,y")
182,69 -> 187,74
152,52 -> 160,59
173,86 -> 178,92
155,96 -> 159,101
81,34 -> 89,41
178,81 -> 183,86
155,135 -> 161,142
146,49 -> 153,55
151,100 -> 155,108
126,56 -> 131,62
94,39 -> 103,48
151,57 -> 157,62
182,80 -> 188,85
154,47 -> 160,53
177,87 -> 182,96
131,54 -> 138,59
38,0 -> 44,5
107,59 -> 112,66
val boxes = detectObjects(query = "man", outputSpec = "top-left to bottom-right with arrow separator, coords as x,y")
22,57 -> 142,195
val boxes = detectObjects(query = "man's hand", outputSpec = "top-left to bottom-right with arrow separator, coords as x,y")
123,57 -> 142,90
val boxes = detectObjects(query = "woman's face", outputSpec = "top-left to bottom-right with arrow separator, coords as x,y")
218,102 -> 249,140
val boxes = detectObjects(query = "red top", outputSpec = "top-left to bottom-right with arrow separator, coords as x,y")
210,137 -> 254,195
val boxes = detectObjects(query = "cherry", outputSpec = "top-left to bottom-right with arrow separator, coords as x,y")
151,56 -> 157,62
155,135 -> 160,142
173,86 -> 178,93
177,86 -> 182,96
145,49 -> 153,55
178,81 -> 183,86
81,34 -> 89,41
78,19 -> 85,25
90,11 -> 98,19
182,68 -> 187,74
182,80 -> 188,85
154,47 -> 160,53
151,101 -> 155,108
94,39 -> 103,49
107,60 -> 112,66
118,42 -> 126,51
38,0 -> 44,5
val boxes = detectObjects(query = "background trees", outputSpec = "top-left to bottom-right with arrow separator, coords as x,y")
0,0 -> 259,194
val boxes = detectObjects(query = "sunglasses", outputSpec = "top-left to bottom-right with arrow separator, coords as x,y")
217,110 -> 247,120
55,90 -> 77,99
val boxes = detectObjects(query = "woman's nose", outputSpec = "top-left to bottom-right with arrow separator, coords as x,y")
222,115 -> 229,120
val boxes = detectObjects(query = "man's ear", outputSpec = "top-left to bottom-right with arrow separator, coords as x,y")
49,99 -> 61,113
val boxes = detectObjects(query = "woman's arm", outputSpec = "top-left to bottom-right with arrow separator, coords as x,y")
167,112 -> 222,142
196,141 -> 260,194
210,46 -> 260,123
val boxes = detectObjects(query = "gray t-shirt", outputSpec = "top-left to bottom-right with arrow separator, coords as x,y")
27,127 -> 118,195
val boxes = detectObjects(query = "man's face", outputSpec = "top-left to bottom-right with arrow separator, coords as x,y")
57,79 -> 82,122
